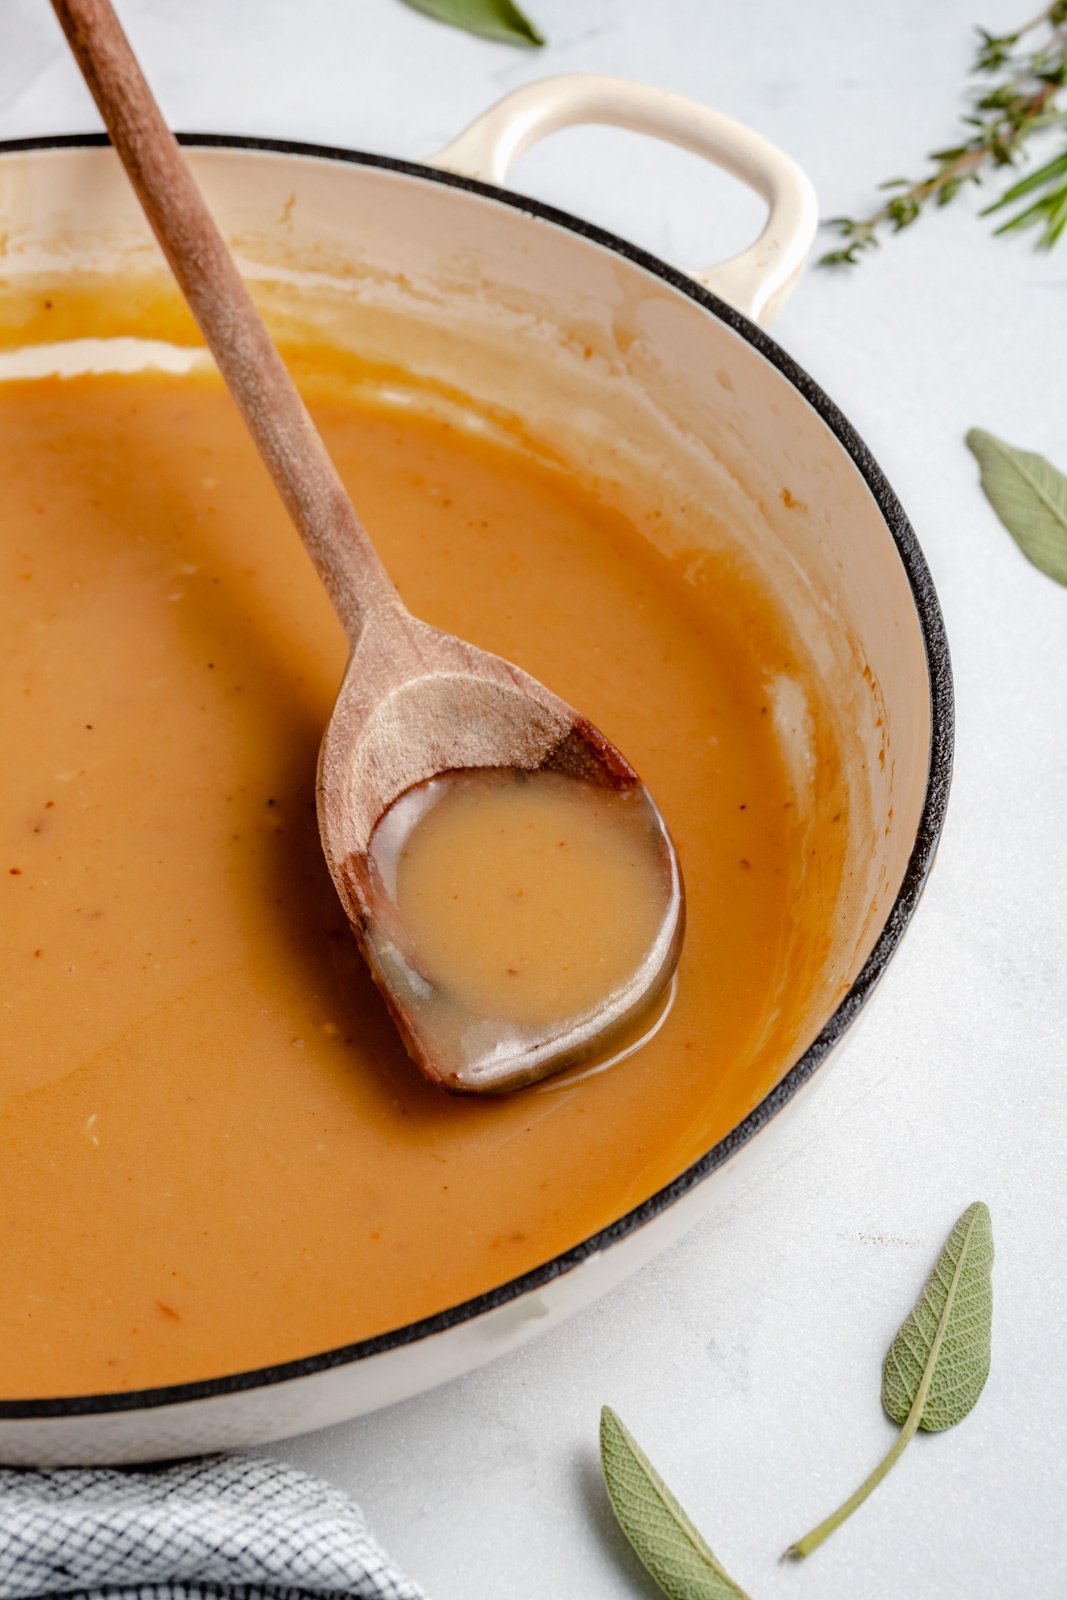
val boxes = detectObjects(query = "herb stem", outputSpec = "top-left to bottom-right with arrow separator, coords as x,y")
1017,2 -> 1065,39
784,1393 -> 922,1559
821,3 -> 1067,261
834,81 -> 1055,251
785,1227 -> 966,1560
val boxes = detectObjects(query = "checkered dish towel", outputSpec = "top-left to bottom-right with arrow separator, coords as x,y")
0,1456 -> 429,1600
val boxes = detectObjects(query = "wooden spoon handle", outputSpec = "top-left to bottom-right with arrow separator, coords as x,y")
50,0 -> 399,643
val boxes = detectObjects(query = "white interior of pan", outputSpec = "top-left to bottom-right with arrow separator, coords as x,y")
0,143 -> 932,1080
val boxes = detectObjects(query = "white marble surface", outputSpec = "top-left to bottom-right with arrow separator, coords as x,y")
4,1 -> 1066,1595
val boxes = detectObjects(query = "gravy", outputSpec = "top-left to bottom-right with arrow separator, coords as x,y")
0,352 -> 845,1396
365,768 -> 680,1087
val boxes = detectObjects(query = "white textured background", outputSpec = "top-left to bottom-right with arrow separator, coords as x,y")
4,2 -> 1066,1596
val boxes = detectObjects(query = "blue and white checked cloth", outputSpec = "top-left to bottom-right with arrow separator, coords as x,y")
0,1456 -> 429,1600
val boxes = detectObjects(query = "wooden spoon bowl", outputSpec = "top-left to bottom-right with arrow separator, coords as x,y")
324,607 -> 683,1090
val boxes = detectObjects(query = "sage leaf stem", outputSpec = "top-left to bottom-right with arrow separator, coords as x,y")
785,1202 -> 993,1561
784,1314 -> 941,1558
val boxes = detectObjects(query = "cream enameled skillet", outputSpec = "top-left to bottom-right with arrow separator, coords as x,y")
0,76 -> 952,1464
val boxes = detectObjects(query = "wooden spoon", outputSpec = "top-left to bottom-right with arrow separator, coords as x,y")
51,0 -> 685,1093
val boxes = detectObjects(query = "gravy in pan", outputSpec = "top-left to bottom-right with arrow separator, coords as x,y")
0,345 -> 845,1396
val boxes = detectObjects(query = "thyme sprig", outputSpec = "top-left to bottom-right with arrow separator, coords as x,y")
823,2 -> 1067,263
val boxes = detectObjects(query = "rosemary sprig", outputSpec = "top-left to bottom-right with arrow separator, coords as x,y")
822,2 -> 1067,263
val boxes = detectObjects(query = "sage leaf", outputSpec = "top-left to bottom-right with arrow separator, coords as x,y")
967,428 -> 1067,586
882,1200 -> 994,1431
599,1406 -> 752,1600
786,1201 -> 993,1560
399,0 -> 544,46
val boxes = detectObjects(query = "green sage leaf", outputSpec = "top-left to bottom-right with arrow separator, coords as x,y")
399,0 -> 544,46
883,1200 -> 994,1431
967,428 -> 1067,586
599,1407 -> 751,1600
786,1202 -> 994,1560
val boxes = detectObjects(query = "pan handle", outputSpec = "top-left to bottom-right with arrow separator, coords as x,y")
432,74 -> 818,327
